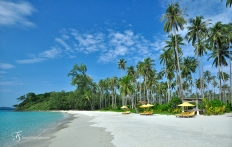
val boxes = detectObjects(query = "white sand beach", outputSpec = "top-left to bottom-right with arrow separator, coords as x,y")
44,111 -> 232,147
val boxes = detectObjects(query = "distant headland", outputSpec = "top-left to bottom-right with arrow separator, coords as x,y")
0,107 -> 15,111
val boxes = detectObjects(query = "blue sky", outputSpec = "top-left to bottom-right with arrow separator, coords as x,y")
0,0 -> 231,107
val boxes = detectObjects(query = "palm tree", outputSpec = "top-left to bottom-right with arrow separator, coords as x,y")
118,75 -> 138,113
98,79 -> 105,108
207,22 -> 225,101
221,0 -> 232,7
104,78 -> 111,107
117,59 -> 127,78
136,61 -> 145,101
195,79 -> 201,98
181,56 -> 198,78
182,80 -> 190,96
160,48 -> 173,102
208,43 -> 232,100
186,75 -> 194,97
143,57 -> 155,103
161,2 -> 187,99
147,69 -> 159,103
127,66 -> 136,78
127,65 -> 138,104
204,70 -> 212,100
164,34 -> 185,97
186,16 -> 210,98
181,56 -> 198,97
219,72 -> 230,102
109,76 -> 118,108
223,23 -> 232,105
211,76 -> 218,99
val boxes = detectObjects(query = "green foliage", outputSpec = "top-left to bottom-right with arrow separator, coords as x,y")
152,97 -> 182,114
152,103 -> 171,114
169,97 -> 182,110
15,90 -> 100,111
203,98 -> 226,115
225,103 -> 232,112
209,99 -> 224,107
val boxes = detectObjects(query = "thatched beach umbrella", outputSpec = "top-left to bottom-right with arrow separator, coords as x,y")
121,106 -> 128,109
140,104 -> 154,112
178,102 -> 195,112
140,104 -> 154,108
178,102 -> 195,107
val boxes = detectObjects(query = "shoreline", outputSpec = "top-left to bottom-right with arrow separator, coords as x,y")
9,112 -> 74,147
10,111 -> 232,147
11,111 -> 114,147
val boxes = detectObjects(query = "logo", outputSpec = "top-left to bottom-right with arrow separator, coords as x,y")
11,131 -> 50,143
11,131 -> 22,142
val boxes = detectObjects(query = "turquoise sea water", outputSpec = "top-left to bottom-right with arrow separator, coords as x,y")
0,111 -> 67,147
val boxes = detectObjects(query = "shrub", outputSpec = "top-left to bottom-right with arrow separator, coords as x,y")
225,104 -> 232,112
203,98 -> 226,115
154,103 -> 171,112
172,108 -> 181,113
169,97 -> 182,110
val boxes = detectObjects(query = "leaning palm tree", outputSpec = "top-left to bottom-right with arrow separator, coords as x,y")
161,2 -> 187,99
186,16 -> 210,98
117,59 -> 127,78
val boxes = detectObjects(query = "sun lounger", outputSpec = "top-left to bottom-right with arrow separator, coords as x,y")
182,111 -> 195,118
122,111 -> 130,114
175,111 -> 195,118
140,110 -> 153,115
175,112 -> 187,117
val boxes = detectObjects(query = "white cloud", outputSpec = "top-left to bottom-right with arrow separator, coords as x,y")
62,35 -> 69,40
16,46 -> 63,64
39,47 -> 62,59
97,30 -> 159,63
55,38 -> 73,52
0,0 -> 36,27
16,57 -> 44,64
0,80 -> 23,86
71,29 -> 106,54
0,63 -> 14,69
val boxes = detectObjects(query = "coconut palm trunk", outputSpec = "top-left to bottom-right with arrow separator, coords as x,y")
216,42 -> 222,101
174,28 -> 184,99
229,43 -> 232,106
165,67 -> 171,102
